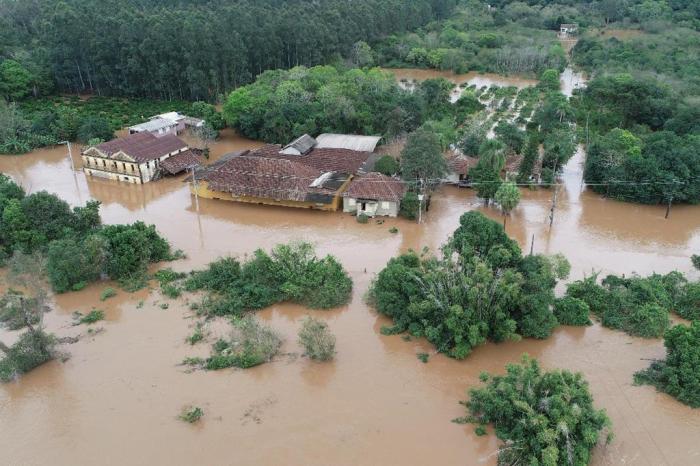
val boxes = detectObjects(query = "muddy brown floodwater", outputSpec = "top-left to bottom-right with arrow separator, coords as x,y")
1,132 -> 700,466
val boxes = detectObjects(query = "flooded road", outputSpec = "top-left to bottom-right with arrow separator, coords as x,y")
1,133 -> 700,466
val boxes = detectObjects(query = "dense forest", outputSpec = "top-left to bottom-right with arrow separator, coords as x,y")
0,0 -> 456,100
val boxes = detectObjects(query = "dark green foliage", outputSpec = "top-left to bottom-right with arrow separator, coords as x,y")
374,155 -> 399,176
0,330 -> 56,382
635,321 -> 700,408
469,164 -> 502,202
675,282 -> 700,321
692,255 -> 700,271
187,243 -> 352,317
205,316 -> 282,370
399,192 -> 419,220
99,222 -> 173,280
0,0 -> 452,101
576,73 -> 700,205
370,212 -> 569,358
494,121 -> 525,154
564,272 -> 689,338
417,352 -> 429,363
457,356 -> 611,466
449,211 -> 521,268
0,176 -> 174,292
553,297 -> 591,326
356,213 -> 369,224
517,134 -> 539,182
76,116 -> 114,143
400,127 -> 448,182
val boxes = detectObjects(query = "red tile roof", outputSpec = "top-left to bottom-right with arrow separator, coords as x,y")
448,155 -> 478,175
159,150 -> 201,175
200,155 -> 340,202
343,173 -> 407,202
94,132 -> 188,163
250,144 -> 370,174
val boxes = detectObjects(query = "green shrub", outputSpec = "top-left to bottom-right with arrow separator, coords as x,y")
417,352 -> 429,363
389,226 -> 399,234
692,255 -> 700,271
356,213 -> 369,224
399,191 -> 419,220
374,155 -> 399,176
456,355 -> 612,466
154,268 -> 187,286
100,287 -> 117,301
0,330 -> 56,382
186,243 -> 352,316
205,316 -> 282,370
675,282 -> 700,320
73,309 -> 104,325
186,322 -> 206,345
161,283 -> 182,299
565,272 -> 682,337
179,406 -> 204,423
297,316 -> 335,361
634,321 -> 700,408
626,303 -> 670,338
553,297 -> 592,326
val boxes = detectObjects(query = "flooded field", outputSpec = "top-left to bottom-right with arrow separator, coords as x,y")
383,68 -> 538,102
1,132 -> 700,465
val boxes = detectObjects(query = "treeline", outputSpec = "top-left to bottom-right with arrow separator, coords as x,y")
373,0 -> 569,75
0,0 -> 456,100
223,66 -> 483,143
575,74 -> 700,204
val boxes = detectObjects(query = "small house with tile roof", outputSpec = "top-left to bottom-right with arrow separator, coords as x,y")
81,132 -> 199,184
343,172 -> 407,217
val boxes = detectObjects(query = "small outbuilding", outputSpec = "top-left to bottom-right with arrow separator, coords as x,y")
343,172 -> 407,217
445,154 -> 478,186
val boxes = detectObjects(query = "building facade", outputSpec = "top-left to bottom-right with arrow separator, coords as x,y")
342,172 -> 406,217
82,132 -> 196,184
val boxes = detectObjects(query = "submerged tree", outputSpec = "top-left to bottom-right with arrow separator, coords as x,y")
456,355 -> 612,466
494,181 -> 520,229
400,127 -> 447,185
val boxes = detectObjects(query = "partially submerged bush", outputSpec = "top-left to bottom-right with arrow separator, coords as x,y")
186,321 -> 206,345
0,291 -> 41,330
205,316 -> 282,370
100,287 -> 117,301
553,296 -> 591,326
179,406 -> 204,423
0,330 -> 57,382
456,355 -> 612,466
356,213 -> 369,224
298,316 -> 335,361
635,321 -> 700,408
564,272 -> 686,338
73,308 -> 104,325
187,242 -> 352,316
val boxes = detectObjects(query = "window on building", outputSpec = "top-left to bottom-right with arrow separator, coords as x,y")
381,201 -> 390,209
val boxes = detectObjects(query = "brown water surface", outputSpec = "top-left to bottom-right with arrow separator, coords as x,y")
1,134 -> 699,465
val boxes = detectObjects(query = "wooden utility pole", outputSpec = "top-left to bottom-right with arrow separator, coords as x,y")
530,234 -> 535,255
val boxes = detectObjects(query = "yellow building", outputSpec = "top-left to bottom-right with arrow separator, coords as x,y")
82,132 -> 199,184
